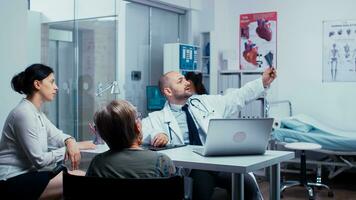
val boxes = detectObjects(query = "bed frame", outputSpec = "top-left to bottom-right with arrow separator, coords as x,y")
267,100 -> 356,179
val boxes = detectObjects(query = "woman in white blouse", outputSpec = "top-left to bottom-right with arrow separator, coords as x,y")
0,64 -> 95,200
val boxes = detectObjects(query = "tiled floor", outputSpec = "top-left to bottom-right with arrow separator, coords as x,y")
211,172 -> 356,200
259,172 -> 356,200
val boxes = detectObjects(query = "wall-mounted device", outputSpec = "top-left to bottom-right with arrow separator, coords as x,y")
164,43 -> 199,73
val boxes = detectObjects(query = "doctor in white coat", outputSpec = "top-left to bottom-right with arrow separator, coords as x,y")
142,68 -> 276,200
142,68 -> 276,146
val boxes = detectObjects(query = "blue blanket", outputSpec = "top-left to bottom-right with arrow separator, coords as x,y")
272,115 -> 356,151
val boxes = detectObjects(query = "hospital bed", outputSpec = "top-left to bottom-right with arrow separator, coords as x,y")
267,100 -> 356,179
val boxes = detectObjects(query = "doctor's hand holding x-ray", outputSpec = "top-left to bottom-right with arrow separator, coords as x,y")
262,67 -> 276,87
142,67 -> 277,147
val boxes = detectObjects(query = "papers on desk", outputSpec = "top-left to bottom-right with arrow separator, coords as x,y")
81,144 -> 109,153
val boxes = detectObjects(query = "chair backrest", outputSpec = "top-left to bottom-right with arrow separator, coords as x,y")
146,85 -> 166,111
63,168 -> 185,200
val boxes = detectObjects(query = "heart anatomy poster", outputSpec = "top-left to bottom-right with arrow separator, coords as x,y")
323,20 -> 356,82
240,12 -> 277,71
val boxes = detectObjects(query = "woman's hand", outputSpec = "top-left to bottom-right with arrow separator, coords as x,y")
77,140 -> 96,150
65,138 -> 81,170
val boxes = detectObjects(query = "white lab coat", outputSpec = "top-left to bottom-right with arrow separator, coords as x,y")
142,77 -> 266,144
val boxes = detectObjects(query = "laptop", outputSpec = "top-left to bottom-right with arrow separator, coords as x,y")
193,118 -> 273,156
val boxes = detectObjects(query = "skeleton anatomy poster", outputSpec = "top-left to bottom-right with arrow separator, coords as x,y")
240,12 -> 277,71
323,20 -> 356,82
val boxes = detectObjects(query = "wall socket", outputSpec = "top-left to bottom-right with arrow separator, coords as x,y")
131,71 -> 141,81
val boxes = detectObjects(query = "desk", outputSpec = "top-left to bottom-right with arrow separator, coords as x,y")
82,145 -> 294,200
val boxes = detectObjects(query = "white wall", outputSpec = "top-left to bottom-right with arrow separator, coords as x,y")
30,0 -> 74,22
213,0 -> 356,130
151,0 -> 191,9
27,11 -> 42,64
0,0 -> 28,129
30,0 -> 116,22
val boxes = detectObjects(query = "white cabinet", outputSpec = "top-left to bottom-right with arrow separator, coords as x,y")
219,70 -> 266,118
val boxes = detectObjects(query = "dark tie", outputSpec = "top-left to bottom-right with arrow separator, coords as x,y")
182,104 -> 202,145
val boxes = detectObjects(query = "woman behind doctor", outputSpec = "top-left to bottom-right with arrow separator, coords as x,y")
184,72 -> 208,95
0,64 -> 95,200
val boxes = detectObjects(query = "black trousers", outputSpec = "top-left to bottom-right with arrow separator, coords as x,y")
190,170 -> 261,200
0,171 -> 51,200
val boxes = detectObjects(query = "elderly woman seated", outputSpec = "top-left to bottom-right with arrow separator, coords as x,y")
86,100 -> 176,178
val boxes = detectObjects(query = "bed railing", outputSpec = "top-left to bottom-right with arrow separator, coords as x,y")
265,100 -> 293,117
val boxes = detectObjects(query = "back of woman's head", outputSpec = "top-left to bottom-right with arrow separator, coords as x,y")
94,100 -> 138,150
11,63 -> 54,95
185,72 -> 208,95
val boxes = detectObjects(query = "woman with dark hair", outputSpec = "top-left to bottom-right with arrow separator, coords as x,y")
0,64 -> 95,200
184,72 -> 208,95
86,100 -> 176,178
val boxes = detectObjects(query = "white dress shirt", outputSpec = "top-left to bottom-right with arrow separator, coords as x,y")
170,103 -> 207,144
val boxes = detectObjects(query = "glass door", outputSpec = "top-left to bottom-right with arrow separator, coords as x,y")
125,2 -> 186,116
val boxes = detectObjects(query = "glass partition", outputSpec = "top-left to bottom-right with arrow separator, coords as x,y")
40,0 -> 186,141
42,16 -> 117,141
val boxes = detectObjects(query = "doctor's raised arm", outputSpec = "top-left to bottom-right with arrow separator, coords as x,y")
206,67 -> 276,119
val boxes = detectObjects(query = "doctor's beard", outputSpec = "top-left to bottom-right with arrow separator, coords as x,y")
173,91 -> 193,102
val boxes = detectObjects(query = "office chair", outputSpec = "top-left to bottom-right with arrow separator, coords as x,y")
146,85 -> 166,111
63,167 -> 186,200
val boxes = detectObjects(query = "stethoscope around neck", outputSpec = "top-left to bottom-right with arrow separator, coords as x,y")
166,98 -> 214,143
189,98 -> 215,119
166,122 -> 173,143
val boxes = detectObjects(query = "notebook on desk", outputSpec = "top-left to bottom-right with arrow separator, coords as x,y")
141,144 -> 186,151
193,118 -> 273,156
